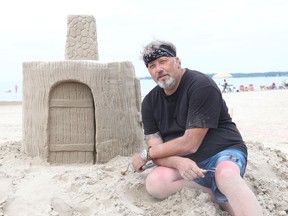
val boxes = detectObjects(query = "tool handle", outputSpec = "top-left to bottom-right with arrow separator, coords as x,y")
141,161 -> 156,170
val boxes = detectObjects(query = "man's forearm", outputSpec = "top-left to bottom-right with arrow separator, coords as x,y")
144,132 -> 181,168
153,156 -> 182,169
148,128 -> 208,159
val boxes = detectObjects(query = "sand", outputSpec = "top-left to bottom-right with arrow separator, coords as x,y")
0,90 -> 288,216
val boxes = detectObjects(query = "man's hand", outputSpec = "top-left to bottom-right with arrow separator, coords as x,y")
131,153 -> 147,172
176,157 -> 205,180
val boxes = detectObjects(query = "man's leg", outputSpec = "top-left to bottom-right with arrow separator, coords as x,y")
215,161 -> 262,216
145,166 -> 214,200
145,165 -> 244,215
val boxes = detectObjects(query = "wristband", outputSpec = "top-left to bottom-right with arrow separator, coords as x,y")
147,146 -> 153,160
139,147 -> 153,161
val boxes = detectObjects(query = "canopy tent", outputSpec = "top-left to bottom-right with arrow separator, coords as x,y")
212,73 -> 233,78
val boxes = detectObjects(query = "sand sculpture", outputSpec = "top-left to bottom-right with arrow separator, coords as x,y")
22,15 -> 144,164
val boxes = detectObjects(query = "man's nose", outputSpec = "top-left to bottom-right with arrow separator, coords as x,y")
155,63 -> 164,73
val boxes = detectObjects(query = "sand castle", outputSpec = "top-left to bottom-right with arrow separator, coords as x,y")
22,15 -> 144,164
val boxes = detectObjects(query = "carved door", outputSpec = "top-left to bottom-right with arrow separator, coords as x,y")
48,82 -> 95,163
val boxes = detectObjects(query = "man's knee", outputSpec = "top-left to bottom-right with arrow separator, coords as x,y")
145,172 -> 168,200
215,161 -> 241,188
145,167 -> 179,200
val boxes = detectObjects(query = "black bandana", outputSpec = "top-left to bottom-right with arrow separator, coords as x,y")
143,45 -> 176,67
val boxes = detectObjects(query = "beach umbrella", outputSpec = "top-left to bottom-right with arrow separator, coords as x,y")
212,73 -> 233,78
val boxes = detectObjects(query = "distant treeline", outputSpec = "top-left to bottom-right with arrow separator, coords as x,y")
139,71 -> 288,79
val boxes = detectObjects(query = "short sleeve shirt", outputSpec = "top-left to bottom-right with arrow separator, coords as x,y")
141,69 -> 247,162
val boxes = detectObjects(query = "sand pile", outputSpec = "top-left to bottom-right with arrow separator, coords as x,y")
0,90 -> 288,216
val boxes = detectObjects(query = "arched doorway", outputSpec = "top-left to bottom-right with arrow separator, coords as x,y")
48,81 -> 95,163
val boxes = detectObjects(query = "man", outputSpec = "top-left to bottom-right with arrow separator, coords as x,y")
223,79 -> 228,93
132,40 -> 262,215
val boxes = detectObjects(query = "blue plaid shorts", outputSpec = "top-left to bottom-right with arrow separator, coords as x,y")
194,149 -> 247,203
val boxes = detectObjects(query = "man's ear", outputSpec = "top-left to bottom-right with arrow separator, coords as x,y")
178,58 -> 182,66
175,57 -> 181,64
175,57 -> 181,68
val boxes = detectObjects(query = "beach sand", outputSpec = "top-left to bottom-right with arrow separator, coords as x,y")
0,90 -> 287,216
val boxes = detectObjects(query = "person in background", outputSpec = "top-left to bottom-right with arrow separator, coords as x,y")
132,40 -> 262,216
14,84 -> 18,93
271,82 -> 277,90
222,79 -> 228,93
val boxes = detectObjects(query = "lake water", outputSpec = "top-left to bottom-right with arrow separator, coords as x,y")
0,81 -> 22,102
1,76 -> 288,101
140,76 -> 288,97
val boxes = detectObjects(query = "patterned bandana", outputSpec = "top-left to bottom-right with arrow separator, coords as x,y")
143,45 -> 176,67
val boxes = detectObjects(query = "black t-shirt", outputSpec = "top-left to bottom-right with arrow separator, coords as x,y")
141,69 -> 247,163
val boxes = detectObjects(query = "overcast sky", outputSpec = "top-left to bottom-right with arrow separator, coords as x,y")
1,0 -> 288,82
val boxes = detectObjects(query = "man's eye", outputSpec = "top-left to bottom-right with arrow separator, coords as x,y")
149,64 -> 155,69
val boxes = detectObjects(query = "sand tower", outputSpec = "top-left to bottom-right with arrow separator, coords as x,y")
22,15 -> 144,164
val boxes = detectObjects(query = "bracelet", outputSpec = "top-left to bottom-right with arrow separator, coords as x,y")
139,146 -> 153,161
147,146 -> 153,160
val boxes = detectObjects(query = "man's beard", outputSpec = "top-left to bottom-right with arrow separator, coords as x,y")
157,75 -> 176,89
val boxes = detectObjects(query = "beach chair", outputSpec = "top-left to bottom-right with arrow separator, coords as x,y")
239,85 -> 245,91
249,84 -> 254,91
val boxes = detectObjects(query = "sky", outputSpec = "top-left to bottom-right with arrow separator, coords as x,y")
0,0 -> 288,82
